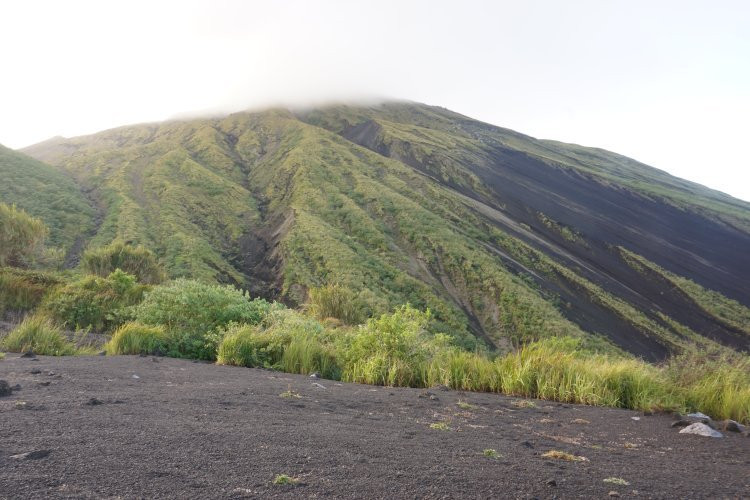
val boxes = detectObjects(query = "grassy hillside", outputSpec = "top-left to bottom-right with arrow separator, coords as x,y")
0,144 -> 95,254
20,103 -> 750,360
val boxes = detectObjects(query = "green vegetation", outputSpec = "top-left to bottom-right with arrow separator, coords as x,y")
104,322 -> 167,355
133,279 -> 273,359
429,421 -> 451,430
457,400 -> 478,410
483,449 -> 499,458
307,283 -> 364,325
0,144 -> 94,251
603,478 -> 630,486
2,315 -> 75,355
272,474 -> 299,486
0,203 -> 48,268
0,267 -> 62,316
43,269 -> 147,332
82,240 -> 166,284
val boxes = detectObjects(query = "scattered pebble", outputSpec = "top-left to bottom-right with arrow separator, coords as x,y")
631,416 -> 640,421
608,491 -> 620,497
20,350 -> 36,358
311,382 -> 327,390
30,369 -> 42,375
309,372 -> 320,379
0,380 -> 12,397
131,374 -> 140,379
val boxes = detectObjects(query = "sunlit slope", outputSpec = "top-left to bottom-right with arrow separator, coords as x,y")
22,103 -> 750,359
0,144 -> 95,257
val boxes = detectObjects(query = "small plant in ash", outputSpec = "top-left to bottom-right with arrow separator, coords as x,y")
603,477 -> 630,486
456,400 -> 478,410
429,421 -> 451,431
541,450 -> 588,462
279,385 -> 301,399
483,449 -> 499,459
272,474 -> 299,486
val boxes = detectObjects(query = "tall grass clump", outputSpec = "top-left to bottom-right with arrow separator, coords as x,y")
104,322 -> 168,355
0,202 -> 48,268
493,337 -> 672,410
0,267 -> 62,316
82,240 -> 166,284
339,305 -> 451,387
134,279 -> 274,360
43,269 -> 147,332
307,283 -> 364,325
665,350 -> 750,424
217,309 -> 340,379
2,314 -> 75,355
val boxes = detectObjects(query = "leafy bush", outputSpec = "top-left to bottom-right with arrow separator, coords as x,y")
2,315 -> 75,355
216,323 -> 288,369
217,309 -> 340,378
104,322 -> 168,355
43,269 -> 147,332
0,267 -> 62,317
307,283 -> 364,325
82,240 -> 166,284
133,279 -> 273,359
340,305 -> 451,386
0,203 -> 48,268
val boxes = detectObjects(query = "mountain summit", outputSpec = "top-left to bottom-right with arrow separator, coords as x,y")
11,102 -> 750,360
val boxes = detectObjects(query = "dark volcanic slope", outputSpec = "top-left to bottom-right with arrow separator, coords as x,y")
19,102 -> 750,359
1,354 -> 749,499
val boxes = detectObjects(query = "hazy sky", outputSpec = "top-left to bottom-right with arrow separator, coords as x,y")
2,0 -> 749,201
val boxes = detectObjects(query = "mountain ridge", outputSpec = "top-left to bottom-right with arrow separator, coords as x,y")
7,101 -> 750,360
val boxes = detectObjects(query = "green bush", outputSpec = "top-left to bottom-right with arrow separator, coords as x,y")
82,240 -> 166,284
340,305 -> 451,387
43,269 -> 147,332
2,315 -> 75,355
0,203 -> 48,268
216,323 -> 288,368
104,322 -> 168,355
216,309 -> 340,378
133,279 -> 273,360
0,267 -> 62,316
307,283 -> 364,325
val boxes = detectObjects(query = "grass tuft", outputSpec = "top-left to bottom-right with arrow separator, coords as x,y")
272,474 -> 299,486
104,322 -> 167,355
2,314 -> 76,356
603,477 -> 630,486
483,449 -> 499,458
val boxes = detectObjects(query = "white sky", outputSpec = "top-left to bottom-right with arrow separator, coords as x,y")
2,0 -> 749,201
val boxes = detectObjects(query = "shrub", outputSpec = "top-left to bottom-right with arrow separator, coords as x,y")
340,305 -> 451,387
216,323 -> 288,368
82,240 -> 166,284
2,315 -> 75,355
133,279 -> 273,359
43,269 -> 147,332
105,322 -> 168,355
0,267 -> 62,317
0,203 -> 48,268
307,283 -> 364,325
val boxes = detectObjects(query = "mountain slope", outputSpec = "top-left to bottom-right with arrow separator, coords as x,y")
0,144 -> 95,258
20,103 -> 750,359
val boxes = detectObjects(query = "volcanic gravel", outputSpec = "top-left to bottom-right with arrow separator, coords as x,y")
1,354 -> 748,499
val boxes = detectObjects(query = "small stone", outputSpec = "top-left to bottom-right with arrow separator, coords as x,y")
718,420 -> 744,433
631,416 -> 640,421
20,350 -> 36,358
546,479 -> 557,487
608,491 -> 620,497
521,441 -> 535,449
10,450 -> 50,460
30,368 -> 42,375
311,382 -> 327,390
671,419 -> 691,428
131,374 -> 140,379
86,397 -> 104,406
309,372 -> 320,379
37,381 -> 51,387
679,422 -> 723,438
0,380 -> 11,397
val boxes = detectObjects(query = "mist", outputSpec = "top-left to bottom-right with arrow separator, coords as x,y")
2,0 -> 749,201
